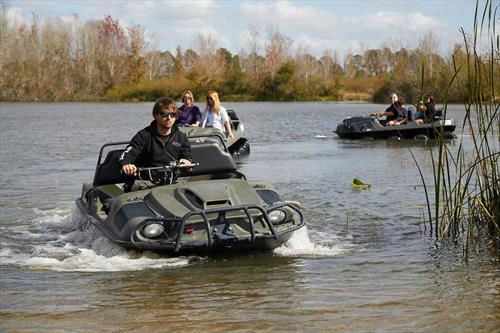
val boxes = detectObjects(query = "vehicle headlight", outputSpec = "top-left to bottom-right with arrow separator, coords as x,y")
143,223 -> 164,238
268,209 -> 286,224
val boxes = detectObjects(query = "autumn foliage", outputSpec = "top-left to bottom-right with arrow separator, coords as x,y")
1,7 -> 498,104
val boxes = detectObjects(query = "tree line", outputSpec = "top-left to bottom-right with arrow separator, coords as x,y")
1,8 -> 498,104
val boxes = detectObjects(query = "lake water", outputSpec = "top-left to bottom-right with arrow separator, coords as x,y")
0,102 -> 498,332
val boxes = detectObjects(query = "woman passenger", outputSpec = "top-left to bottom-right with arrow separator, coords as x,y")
415,102 -> 427,125
424,94 -> 436,121
201,90 -> 234,139
176,90 -> 202,126
415,95 -> 436,125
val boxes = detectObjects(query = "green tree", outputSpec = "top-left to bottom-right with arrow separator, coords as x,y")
275,60 -> 296,100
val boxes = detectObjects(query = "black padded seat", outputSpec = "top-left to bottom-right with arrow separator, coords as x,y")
93,149 -> 130,186
93,140 -> 238,186
190,141 -> 237,176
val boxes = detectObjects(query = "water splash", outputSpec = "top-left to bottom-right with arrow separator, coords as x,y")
23,249 -> 192,272
0,206 -> 196,272
273,226 -> 355,257
0,205 -> 358,271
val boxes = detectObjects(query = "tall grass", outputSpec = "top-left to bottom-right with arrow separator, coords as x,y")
420,0 -> 499,254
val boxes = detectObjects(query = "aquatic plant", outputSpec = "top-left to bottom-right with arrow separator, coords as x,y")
352,178 -> 371,189
417,0 -> 499,255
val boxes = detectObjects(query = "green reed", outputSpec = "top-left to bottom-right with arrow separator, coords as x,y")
417,0 -> 499,254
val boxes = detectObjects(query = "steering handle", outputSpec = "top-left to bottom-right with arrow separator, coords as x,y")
137,162 -> 198,173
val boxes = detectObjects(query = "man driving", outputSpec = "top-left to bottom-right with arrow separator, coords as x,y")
119,97 -> 192,191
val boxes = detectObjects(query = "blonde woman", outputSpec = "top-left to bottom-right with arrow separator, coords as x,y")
201,90 -> 234,139
177,90 -> 202,126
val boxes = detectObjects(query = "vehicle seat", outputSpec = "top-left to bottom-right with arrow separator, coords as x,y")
190,141 -> 237,176
93,149 -> 130,186
227,109 -> 240,131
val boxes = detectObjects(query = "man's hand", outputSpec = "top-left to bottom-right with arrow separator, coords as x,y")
122,163 -> 137,176
179,159 -> 193,172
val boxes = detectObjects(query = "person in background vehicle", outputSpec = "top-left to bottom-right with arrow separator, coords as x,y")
373,93 -> 400,124
424,94 -> 436,120
201,90 -> 234,139
414,101 -> 427,125
176,90 -> 202,127
387,99 -> 409,126
415,95 -> 437,125
119,97 -> 192,191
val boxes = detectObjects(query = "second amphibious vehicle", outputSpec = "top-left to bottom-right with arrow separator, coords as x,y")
334,111 -> 456,140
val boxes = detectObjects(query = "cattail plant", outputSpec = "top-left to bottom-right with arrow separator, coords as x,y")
416,0 -> 499,256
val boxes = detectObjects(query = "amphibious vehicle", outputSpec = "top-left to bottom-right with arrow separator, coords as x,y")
75,134 -> 303,255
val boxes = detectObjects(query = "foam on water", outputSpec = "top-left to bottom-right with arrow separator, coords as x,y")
0,206 -> 196,272
23,249 -> 192,272
0,205 -> 356,271
273,226 -> 355,257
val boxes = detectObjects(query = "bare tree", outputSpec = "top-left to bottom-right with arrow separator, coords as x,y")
295,44 -> 319,95
187,32 -> 227,91
126,24 -> 146,83
318,49 -> 339,81
416,31 -> 440,80
144,49 -> 163,80
363,49 -> 383,76
344,52 -> 365,77
264,25 -> 292,81
239,25 -> 265,93
380,46 -> 394,73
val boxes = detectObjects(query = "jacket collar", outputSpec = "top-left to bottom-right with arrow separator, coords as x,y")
148,120 -> 179,137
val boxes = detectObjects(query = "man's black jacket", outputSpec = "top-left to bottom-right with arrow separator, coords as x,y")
119,121 -> 192,168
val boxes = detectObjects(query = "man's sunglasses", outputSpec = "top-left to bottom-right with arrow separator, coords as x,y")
159,111 -> 177,118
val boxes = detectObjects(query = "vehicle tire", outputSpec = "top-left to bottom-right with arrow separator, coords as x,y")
444,133 -> 456,140
413,134 -> 428,140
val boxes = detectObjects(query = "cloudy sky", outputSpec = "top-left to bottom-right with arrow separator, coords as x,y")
5,0 -> 481,58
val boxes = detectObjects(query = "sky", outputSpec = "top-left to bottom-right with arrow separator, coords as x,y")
4,0 -> 484,59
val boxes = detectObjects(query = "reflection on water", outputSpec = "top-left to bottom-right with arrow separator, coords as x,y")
0,102 -> 498,332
